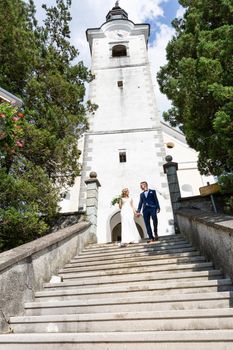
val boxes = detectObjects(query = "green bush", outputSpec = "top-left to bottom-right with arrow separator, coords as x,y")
0,103 -> 59,251
218,174 -> 233,212
218,174 -> 233,194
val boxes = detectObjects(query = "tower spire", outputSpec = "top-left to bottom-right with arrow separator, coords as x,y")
106,1 -> 128,21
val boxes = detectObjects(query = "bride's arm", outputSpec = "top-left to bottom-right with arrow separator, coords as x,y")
130,198 -> 137,215
119,198 -> 122,209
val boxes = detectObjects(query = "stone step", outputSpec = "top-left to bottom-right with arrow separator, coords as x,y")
1,330 -> 233,349
59,262 -> 214,280
82,238 -> 188,253
34,279 -> 233,301
65,255 -> 206,270
24,291 -> 233,316
87,234 -> 185,249
10,308 -> 233,333
44,270 -> 223,290
77,242 -> 193,258
70,250 -> 202,264
71,247 -> 198,262
68,253 -> 206,268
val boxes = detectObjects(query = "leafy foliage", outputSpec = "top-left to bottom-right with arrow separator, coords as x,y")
218,174 -> 233,195
0,103 -> 59,250
23,0 -> 97,186
111,195 -> 121,206
218,173 -> 233,212
0,0 -> 37,94
157,0 -> 233,176
0,103 -> 31,172
0,164 -> 59,250
0,0 -> 97,251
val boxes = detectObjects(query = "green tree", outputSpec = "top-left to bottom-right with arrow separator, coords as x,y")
0,0 -> 37,94
0,103 -> 59,250
0,103 -> 30,173
157,0 -> 233,176
0,0 -> 96,251
23,0 -> 97,187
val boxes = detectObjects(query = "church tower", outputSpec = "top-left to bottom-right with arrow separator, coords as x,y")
80,2 -> 174,242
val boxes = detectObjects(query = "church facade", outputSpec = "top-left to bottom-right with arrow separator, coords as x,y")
60,3 -> 213,243
79,3 -> 173,243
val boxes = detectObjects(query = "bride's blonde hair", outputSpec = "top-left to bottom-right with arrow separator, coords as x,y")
121,188 -> 129,198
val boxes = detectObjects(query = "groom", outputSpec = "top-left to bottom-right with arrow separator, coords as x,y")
136,181 -> 160,243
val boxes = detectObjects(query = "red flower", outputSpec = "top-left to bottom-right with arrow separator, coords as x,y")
12,116 -> 19,122
17,112 -> 24,118
0,113 -> 6,118
16,140 -> 24,148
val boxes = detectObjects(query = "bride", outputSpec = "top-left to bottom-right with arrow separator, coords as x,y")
119,188 -> 141,245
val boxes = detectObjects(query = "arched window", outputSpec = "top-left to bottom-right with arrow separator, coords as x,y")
112,45 -> 127,57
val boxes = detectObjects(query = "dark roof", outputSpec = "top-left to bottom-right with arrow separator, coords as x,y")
0,87 -> 23,107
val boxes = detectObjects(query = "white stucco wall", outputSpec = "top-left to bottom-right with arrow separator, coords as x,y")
162,126 -> 215,197
59,136 -> 84,212
89,65 -> 160,131
85,131 -> 173,242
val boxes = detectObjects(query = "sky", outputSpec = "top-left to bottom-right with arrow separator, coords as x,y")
32,0 -> 185,116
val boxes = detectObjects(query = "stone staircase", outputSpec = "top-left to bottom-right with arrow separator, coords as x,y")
1,234 -> 233,349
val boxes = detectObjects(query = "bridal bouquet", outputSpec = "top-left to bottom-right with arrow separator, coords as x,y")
111,195 -> 121,206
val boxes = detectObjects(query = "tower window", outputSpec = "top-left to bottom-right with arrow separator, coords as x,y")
117,80 -> 123,88
119,151 -> 126,163
112,45 -> 127,57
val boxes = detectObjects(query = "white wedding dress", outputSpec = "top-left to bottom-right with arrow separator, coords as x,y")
120,197 -> 141,243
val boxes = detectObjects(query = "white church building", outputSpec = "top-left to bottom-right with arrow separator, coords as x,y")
60,3 -> 213,243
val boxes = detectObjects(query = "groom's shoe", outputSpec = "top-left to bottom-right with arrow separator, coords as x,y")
154,234 -> 159,241
147,238 -> 155,244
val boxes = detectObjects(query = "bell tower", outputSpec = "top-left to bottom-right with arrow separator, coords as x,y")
80,2 -> 174,242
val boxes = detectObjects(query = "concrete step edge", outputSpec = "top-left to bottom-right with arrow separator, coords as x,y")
10,308 -> 233,323
87,235 -> 186,248
44,270 -> 222,289
64,258 -> 208,271
78,244 -> 194,258
24,291 -> 233,309
82,241 -> 189,254
72,248 -> 198,262
58,262 -> 214,277
35,279 -> 233,297
71,251 -> 202,263
1,330 -> 233,342
68,256 -> 206,268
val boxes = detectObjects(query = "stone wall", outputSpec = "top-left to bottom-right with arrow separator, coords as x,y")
0,221 -> 91,333
49,211 -> 84,232
177,209 -> 233,281
179,195 -> 213,212
179,193 -> 233,215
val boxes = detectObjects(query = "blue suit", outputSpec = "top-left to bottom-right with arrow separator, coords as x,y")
137,189 -> 160,240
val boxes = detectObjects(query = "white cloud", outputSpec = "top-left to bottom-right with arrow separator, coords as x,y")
149,24 -> 175,115
119,0 -> 165,22
176,5 -> 186,18
81,0 -> 167,23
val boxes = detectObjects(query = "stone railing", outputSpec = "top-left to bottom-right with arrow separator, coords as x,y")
0,221 -> 92,333
177,209 -> 233,282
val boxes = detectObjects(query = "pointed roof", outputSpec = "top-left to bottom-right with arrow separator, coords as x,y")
0,86 -> 23,107
106,1 -> 128,22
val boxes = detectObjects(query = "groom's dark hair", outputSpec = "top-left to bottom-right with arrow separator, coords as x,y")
140,181 -> 148,186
